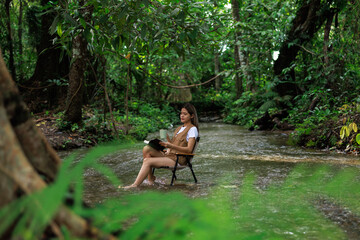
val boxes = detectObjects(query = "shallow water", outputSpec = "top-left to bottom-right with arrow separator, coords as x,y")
65,122 -> 360,203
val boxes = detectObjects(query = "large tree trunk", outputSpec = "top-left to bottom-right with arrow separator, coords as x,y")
273,0 -> 343,97
0,48 -> 61,206
23,0 -> 69,111
0,56 -> 61,182
30,0 -> 70,82
0,48 -> 115,239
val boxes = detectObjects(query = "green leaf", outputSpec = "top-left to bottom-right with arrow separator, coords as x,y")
140,25 -> 147,39
80,18 -> 86,28
350,122 -> 358,133
345,125 -> 351,137
356,134 -> 360,145
62,12 -> 78,26
57,24 -> 63,37
171,8 -> 180,16
340,126 -> 346,139
50,15 -> 59,35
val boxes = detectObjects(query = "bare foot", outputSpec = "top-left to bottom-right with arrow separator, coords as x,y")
118,184 -> 138,189
148,176 -> 156,185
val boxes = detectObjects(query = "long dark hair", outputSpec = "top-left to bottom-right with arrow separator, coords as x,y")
182,103 -> 199,132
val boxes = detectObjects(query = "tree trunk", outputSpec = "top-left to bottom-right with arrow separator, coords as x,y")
0,48 -> 115,240
323,11 -> 334,66
65,1 -> 92,123
231,0 -> 252,97
214,50 -> 221,91
136,53 -> 148,99
231,0 -> 243,98
24,0 -> 69,111
0,48 -> 61,206
18,0 -> 24,82
125,63 -> 131,134
65,34 -> 87,123
30,0 -> 69,81
5,0 -> 17,81
273,0 -> 343,97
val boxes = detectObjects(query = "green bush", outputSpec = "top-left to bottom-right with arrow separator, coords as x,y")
120,102 -> 178,140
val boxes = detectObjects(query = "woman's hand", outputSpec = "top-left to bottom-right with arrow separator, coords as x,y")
160,141 -> 172,149
166,133 -> 171,142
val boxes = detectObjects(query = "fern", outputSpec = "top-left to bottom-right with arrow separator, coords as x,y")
259,100 -> 277,112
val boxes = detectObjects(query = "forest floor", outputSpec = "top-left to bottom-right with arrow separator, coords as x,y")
34,115 -> 97,150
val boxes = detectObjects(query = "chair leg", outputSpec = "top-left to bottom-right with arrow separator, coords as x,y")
171,157 -> 179,186
152,168 -> 155,175
188,163 -> 197,183
171,169 -> 178,186
170,171 -> 176,186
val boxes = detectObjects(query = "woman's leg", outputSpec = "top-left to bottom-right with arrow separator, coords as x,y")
125,157 -> 176,188
142,145 -> 164,182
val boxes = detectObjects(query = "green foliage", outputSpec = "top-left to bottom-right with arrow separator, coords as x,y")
223,88 -> 292,127
356,134 -> 360,145
288,106 -> 335,147
117,102 -> 178,140
1,143 -> 360,239
47,78 -> 68,87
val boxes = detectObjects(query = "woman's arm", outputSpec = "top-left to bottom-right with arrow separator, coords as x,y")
160,137 -> 196,154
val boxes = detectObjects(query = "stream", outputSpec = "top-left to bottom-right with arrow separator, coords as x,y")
61,122 -> 360,239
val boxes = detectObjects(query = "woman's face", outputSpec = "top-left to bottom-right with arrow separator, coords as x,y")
180,108 -> 193,124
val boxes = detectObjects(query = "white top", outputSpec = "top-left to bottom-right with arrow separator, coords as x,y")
176,126 -> 199,142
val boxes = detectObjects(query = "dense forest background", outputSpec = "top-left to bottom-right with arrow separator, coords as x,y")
1,0 -> 360,149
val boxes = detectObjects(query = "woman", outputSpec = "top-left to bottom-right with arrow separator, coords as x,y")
121,103 -> 199,189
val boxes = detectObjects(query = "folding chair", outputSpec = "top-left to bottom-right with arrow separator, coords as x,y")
153,137 -> 200,186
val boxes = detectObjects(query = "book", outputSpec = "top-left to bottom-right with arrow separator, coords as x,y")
144,138 -> 165,151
